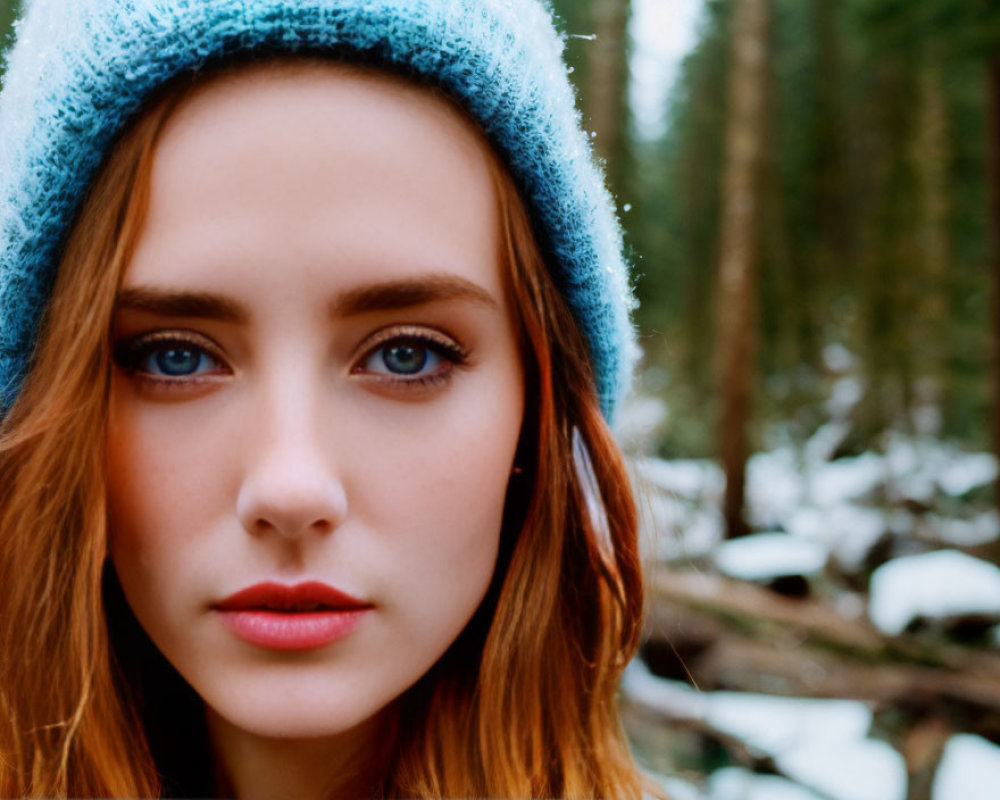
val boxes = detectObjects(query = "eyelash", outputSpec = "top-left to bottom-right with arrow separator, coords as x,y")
112,331 -> 228,390
352,325 -> 468,388
111,326 -> 469,391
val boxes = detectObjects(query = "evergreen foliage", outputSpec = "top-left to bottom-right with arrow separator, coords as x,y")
618,0 -> 998,460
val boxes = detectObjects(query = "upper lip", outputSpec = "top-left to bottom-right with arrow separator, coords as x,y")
214,581 -> 371,612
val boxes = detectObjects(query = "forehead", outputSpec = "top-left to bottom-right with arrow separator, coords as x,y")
125,60 -> 503,300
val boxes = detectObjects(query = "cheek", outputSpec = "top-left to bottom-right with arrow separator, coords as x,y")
346,363 -> 524,621
104,389 -> 232,599
356,368 -> 523,530
106,384 -> 237,530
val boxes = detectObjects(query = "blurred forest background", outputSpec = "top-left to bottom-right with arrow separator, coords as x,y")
545,1 -> 1000,799
551,0 -> 999,529
4,0 -> 1000,798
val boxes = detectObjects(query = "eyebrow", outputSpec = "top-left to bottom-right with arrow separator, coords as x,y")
114,287 -> 249,323
331,274 -> 499,316
114,274 -> 499,322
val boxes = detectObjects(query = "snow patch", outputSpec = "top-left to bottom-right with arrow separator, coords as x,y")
868,550 -> 1000,635
804,419 -> 852,464
637,457 -> 723,499
937,452 -> 997,497
928,511 -> 1000,547
826,376 -> 864,417
704,692 -> 873,754
660,777 -> 708,800
785,506 -> 887,571
713,533 -> 827,581
624,663 -> 907,800
621,660 -> 707,720
708,768 -> 824,800
637,491 -> 724,561
777,739 -> 906,800
823,343 -> 855,373
614,394 -> 668,450
932,734 -> 1000,800
746,449 -> 803,526
810,453 -> 885,507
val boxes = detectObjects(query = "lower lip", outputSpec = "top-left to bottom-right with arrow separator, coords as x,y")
216,609 -> 369,651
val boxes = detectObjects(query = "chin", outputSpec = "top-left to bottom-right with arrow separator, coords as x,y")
202,672 -> 397,740
224,710 -> 371,741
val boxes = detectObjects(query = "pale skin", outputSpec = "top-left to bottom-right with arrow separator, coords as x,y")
105,62 -> 525,800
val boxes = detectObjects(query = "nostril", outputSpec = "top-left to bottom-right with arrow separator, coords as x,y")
243,508 -> 343,538
308,518 -> 335,535
234,431 -> 350,539
237,473 -> 349,540
252,518 -> 275,534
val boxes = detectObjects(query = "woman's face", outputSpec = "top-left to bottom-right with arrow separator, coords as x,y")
106,64 -> 524,739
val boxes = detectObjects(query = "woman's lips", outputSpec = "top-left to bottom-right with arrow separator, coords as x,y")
213,581 -> 372,651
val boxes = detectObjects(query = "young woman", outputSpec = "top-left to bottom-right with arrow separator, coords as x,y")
0,1 -> 651,797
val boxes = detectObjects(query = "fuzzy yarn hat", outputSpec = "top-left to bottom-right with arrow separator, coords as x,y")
0,0 -> 638,418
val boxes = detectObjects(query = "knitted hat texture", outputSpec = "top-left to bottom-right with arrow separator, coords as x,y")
0,0 -> 638,418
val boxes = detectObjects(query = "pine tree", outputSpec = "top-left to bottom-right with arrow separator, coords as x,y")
717,0 -> 771,538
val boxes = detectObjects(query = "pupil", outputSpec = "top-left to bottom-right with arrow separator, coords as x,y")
385,344 -> 426,374
156,348 -> 200,376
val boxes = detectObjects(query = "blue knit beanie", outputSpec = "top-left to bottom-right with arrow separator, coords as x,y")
0,0 -> 638,419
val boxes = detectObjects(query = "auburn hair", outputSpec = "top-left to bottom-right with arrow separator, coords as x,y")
0,62 -> 647,799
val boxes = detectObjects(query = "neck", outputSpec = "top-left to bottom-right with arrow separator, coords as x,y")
205,706 -> 394,800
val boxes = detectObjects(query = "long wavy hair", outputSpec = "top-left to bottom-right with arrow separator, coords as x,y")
0,61 -> 646,799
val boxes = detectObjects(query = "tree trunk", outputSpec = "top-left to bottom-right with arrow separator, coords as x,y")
717,0 -> 770,538
585,0 -> 630,200
991,53 -> 1000,509
903,716 -> 949,800
913,44 -> 950,438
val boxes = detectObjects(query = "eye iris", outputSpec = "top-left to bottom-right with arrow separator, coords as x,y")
155,347 -> 201,376
383,343 -> 427,375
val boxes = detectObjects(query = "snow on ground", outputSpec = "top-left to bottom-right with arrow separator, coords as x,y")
784,505 -> 890,571
636,457 -> 724,500
615,394 -> 669,452
807,451 -> 886,508
658,776 -> 709,800
623,661 -> 906,800
633,433 -> 998,569
745,448 -> 804,526
926,511 -> 1000,547
713,533 -> 827,582
933,734 -> 1000,800
776,739 -> 906,800
868,549 -> 1000,635
937,452 -> 998,497
619,395 -> 1000,798
633,458 -> 725,561
704,691 -> 873,754
622,659 -> 707,720
640,704 -> 1000,800
707,768 -> 825,800
640,498 -> 723,562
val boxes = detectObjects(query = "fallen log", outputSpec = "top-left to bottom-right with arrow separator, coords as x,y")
646,566 -> 1000,726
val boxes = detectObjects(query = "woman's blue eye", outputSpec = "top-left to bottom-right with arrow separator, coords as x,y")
114,335 -> 224,379
145,345 -> 216,377
365,340 -> 444,376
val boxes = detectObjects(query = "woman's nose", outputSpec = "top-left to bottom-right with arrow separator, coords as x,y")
235,395 -> 348,540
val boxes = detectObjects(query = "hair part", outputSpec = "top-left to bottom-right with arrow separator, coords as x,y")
0,61 -> 646,799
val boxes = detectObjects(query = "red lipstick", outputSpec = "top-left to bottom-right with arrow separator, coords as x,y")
213,581 -> 371,651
